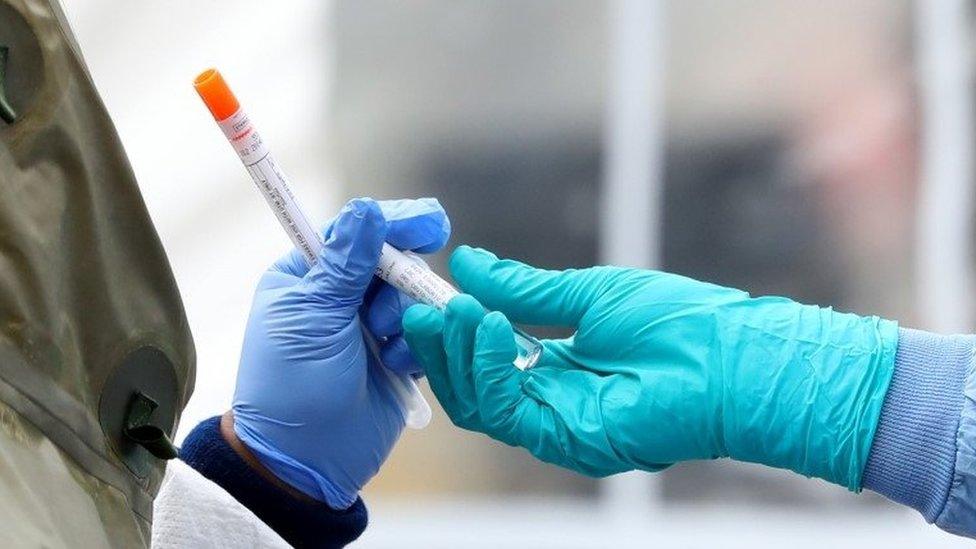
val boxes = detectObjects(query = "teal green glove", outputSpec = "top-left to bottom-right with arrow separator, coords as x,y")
403,246 -> 899,489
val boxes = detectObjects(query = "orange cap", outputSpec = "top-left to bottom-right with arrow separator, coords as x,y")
194,68 -> 240,121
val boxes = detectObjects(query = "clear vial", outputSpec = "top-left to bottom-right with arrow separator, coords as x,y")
512,328 -> 543,370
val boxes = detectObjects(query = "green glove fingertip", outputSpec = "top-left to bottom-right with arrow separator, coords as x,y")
402,304 -> 444,336
449,246 -> 497,289
476,311 -> 518,360
445,293 -> 485,319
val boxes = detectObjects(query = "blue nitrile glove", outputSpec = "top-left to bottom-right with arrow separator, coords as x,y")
233,197 -> 450,509
403,245 -> 898,489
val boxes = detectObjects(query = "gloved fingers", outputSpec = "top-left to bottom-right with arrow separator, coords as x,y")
442,294 -> 486,429
402,304 -> 463,417
364,282 -> 417,339
270,197 -> 449,278
379,335 -> 423,376
449,245 -> 601,327
471,312 -> 529,442
303,198 -> 387,307
379,198 -> 452,253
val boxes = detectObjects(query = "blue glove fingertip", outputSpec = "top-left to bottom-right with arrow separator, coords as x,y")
380,198 -> 452,253
344,197 -> 384,230
320,198 -> 385,254
365,283 -> 416,338
380,336 -> 424,376
305,198 -> 387,300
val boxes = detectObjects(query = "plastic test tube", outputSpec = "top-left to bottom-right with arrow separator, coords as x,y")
193,69 -> 542,429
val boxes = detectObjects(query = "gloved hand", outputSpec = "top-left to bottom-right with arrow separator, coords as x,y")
233,197 -> 450,509
403,245 -> 898,490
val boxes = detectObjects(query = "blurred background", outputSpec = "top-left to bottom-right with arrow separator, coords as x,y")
61,1 -> 975,547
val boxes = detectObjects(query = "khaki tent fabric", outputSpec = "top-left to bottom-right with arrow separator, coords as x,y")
0,0 -> 195,546
0,400 -> 147,548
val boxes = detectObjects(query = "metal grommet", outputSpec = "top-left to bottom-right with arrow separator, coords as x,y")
98,346 -> 179,477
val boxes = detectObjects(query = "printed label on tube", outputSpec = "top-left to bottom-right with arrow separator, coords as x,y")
218,109 -> 321,265
376,245 -> 460,309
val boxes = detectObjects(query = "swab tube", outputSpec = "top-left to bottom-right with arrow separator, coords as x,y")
194,68 -> 431,429
193,68 -> 543,428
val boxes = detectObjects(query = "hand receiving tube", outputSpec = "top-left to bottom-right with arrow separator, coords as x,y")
403,245 -> 898,488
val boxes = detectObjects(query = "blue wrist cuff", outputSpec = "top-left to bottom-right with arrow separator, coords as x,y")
179,416 -> 368,548
861,328 -> 975,521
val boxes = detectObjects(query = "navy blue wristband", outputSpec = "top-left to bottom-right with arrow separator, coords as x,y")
179,416 -> 368,548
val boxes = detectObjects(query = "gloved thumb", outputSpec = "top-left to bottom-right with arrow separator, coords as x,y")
304,198 -> 387,307
471,311 -> 529,444
449,245 -> 599,327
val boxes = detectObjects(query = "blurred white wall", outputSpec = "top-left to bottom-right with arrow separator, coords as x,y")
59,0 -> 339,440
